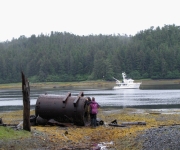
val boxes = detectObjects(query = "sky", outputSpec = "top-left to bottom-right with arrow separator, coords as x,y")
1,0 -> 180,42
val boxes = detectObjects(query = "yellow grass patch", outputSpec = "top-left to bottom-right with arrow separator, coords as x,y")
1,108 -> 180,149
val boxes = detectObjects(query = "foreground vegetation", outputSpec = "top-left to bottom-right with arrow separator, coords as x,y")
1,108 -> 180,149
0,126 -> 30,140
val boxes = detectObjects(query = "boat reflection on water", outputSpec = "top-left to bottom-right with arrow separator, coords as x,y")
112,72 -> 141,89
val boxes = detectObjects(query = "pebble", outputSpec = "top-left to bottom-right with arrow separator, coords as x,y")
136,125 -> 180,150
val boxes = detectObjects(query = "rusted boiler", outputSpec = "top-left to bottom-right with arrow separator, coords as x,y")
35,92 -> 91,126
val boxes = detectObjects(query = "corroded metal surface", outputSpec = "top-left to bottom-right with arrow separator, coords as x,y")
35,92 -> 90,126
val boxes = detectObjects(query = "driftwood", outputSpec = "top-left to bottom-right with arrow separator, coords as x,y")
121,121 -> 146,125
157,124 -> 180,127
108,120 -> 146,127
108,120 -> 126,127
21,72 -> 31,132
0,124 -> 18,127
108,123 -> 126,127
48,119 -> 73,127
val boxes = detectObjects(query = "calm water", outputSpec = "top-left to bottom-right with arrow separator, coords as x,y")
1,88 -> 180,111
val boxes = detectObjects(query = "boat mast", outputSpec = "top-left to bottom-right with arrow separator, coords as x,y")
122,72 -> 126,80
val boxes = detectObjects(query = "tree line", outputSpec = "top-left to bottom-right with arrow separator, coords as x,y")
0,24 -> 180,83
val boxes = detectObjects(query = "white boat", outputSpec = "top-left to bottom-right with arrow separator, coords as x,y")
113,72 -> 141,89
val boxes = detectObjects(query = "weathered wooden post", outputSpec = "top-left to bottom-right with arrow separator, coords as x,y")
21,71 -> 31,131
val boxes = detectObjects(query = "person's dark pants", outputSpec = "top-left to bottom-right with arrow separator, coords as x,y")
90,113 -> 93,126
91,114 -> 97,127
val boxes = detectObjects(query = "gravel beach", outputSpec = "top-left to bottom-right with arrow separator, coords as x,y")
135,125 -> 180,150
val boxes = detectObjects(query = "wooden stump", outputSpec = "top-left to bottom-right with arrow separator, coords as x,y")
21,72 -> 31,132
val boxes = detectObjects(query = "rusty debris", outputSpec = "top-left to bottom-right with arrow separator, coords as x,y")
0,118 -> 3,124
30,92 -> 104,127
108,120 -> 126,127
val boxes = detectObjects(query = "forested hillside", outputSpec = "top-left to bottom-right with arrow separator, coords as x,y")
0,24 -> 180,83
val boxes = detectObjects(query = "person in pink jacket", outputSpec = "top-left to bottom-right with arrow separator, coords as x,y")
90,97 -> 100,127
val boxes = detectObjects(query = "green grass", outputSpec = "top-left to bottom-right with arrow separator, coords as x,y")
0,80 -> 115,89
0,79 -> 180,90
0,126 -> 31,140
0,83 -> 22,89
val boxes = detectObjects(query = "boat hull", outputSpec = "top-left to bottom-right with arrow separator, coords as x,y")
113,83 -> 141,89
113,72 -> 141,89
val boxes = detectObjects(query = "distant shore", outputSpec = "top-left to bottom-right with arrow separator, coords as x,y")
0,80 -> 114,89
1,79 -> 180,89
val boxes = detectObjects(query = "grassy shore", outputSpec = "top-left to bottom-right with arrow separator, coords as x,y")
1,79 -> 180,90
1,108 -> 180,149
0,80 -> 114,89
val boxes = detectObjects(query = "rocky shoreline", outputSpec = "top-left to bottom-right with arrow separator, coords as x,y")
135,125 -> 180,150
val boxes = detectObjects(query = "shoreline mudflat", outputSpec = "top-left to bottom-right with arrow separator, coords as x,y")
1,108 -> 180,149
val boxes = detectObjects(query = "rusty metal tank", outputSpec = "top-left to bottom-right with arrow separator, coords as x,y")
35,92 -> 90,126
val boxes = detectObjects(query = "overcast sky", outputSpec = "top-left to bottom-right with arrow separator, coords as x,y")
1,0 -> 179,42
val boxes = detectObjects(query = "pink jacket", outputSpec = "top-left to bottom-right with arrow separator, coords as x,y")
90,101 -> 100,114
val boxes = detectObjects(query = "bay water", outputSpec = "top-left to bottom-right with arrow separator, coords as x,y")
0,88 -> 180,111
